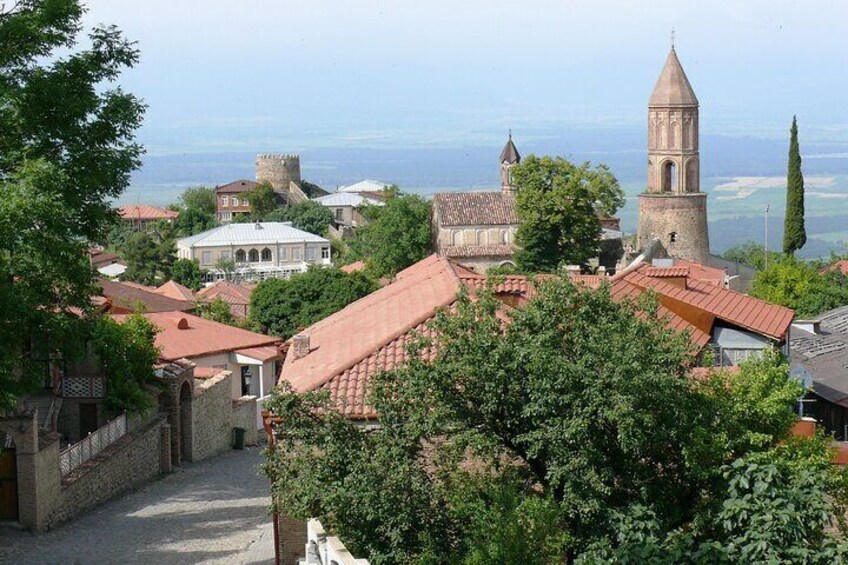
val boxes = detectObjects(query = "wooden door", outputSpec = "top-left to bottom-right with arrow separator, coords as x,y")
0,448 -> 18,521
79,403 -> 99,438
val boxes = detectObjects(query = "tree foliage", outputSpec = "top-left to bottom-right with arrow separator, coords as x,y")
170,258 -> 206,291
196,296 -> 236,326
750,257 -> 848,318
263,279 -> 845,564
174,203 -> 216,237
0,0 -> 144,409
179,186 -> 217,216
92,314 -> 160,414
722,241 -> 783,270
250,267 -> 377,339
513,156 -> 625,272
783,116 -> 807,256
244,180 -> 279,219
119,220 -> 175,286
346,187 -> 432,278
273,199 -> 333,235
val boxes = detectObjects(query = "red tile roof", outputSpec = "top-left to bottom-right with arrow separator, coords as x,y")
433,192 -> 517,226
822,260 -> 848,276
442,244 -> 516,258
279,256 -> 742,420
235,345 -> 282,362
112,311 -> 280,361
281,255 -> 461,395
196,280 -> 253,318
644,266 -> 690,278
98,278 -> 194,313
215,179 -> 259,194
620,264 -> 794,341
156,280 -> 195,302
118,204 -> 179,220
674,259 -> 726,287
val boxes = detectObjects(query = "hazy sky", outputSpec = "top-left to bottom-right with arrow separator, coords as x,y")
82,1 -> 848,155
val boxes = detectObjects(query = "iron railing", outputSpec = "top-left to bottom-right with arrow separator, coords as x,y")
59,413 -> 126,476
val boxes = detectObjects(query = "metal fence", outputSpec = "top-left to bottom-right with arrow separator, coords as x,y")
59,413 -> 126,476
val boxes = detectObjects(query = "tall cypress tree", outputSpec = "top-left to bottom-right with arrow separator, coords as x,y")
783,116 -> 806,256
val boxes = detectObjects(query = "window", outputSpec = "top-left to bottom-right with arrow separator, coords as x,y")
243,196 -> 250,207
662,161 -> 677,193
248,249 -> 259,262
201,250 -> 212,265
292,247 -> 302,261
222,196 -> 229,207
233,197 -> 239,207
240,366 -> 253,396
669,231 -> 678,243
500,229 -> 508,244
335,208 -> 344,220
452,230 -> 462,246
235,249 -> 246,262
321,247 -> 330,259
261,248 -> 272,261
476,230 -> 487,246
279,247 -> 288,261
219,250 -> 231,261
306,247 -> 316,261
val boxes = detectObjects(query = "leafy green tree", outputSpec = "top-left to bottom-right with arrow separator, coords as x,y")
175,205 -> 216,237
0,1 -> 144,409
783,116 -> 807,256
245,180 -> 279,219
250,267 -> 377,338
196,296 -> 236,326
118,220 -> 175,285
722,241 -> 783,270
513,156 -> 625,272
347,187 -> 432,278
750,257 -> 848,318
170,258 -> 207,291
263,279 -> 833,564
179,186 -> 217,215
264,199 -> 334,235
92,314 -> 160,414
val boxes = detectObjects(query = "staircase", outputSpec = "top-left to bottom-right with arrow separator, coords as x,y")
23,393 -> 62,432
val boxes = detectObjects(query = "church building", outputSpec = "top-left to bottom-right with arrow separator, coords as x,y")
430,134 -> 522,272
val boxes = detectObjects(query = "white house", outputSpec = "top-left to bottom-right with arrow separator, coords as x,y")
176,222 -> 332,282
314,191 -> 384,227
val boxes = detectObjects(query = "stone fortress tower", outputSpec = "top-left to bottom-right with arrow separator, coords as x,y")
500,130 -> 521,194
637,46 -> 710,264
255,153 -> 302,203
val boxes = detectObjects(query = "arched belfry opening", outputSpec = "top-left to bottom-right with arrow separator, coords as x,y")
661,161 -> 676,193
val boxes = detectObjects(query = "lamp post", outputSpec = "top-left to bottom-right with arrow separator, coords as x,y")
764,205 -> 770,269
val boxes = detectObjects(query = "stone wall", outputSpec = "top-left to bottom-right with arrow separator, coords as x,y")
232,397 -> 259,447
256,154 -> 301,194
192,372 -> 236,461
1,410 -> 170,532
43,417 -> 169,530
637,193 -> 710,264
191,371 -> 258,461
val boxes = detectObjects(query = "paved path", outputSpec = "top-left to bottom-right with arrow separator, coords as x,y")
0,446 -> 274,565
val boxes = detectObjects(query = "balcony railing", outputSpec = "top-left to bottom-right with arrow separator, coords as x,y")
62,374 -> 106,398
59,413 -> 126,476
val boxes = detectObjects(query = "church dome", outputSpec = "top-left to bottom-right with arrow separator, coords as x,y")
649,48 -> 698,107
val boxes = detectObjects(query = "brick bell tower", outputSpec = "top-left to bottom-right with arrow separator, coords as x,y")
637,45 -> 710,264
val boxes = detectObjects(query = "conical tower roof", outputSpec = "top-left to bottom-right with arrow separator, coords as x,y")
499,132 -> 520,164
649,48 -> 698,107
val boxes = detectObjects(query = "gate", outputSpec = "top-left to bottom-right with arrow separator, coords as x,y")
0,441 -> 18,521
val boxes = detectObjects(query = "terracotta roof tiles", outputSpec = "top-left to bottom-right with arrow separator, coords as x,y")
433,192 -> 517,226
118,204 -> 179,221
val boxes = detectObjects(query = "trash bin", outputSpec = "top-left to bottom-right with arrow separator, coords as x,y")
233,427 -> 246,450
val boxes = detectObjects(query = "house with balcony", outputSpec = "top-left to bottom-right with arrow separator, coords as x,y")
176,222 -> 332,282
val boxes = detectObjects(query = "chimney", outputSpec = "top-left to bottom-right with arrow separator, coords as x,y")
291,333 -> 310,360
255,221 -> 262,230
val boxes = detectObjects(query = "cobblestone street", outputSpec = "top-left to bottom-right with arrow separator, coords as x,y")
0,446 -> 273,565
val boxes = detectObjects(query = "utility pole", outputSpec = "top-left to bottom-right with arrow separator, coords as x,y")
764,205 -> 770,269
